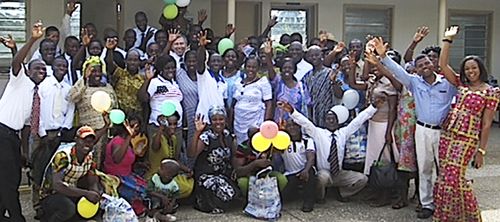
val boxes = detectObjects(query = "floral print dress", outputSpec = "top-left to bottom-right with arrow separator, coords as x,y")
193,129 -> 239,213
394,87 -> 417,172
433,86 -> 499,222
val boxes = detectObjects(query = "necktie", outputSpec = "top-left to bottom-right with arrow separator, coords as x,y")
328,133 -> 340,176
31,86 -> 41,135
141,32 -> 145,46
53,85 -> 63,119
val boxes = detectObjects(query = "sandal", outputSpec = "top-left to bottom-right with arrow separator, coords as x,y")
369,198 -> 391,208
391,200 -> 408,209
210,208 -> 224,214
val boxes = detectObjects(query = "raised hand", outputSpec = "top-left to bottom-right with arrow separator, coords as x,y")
66,0 -> 78,16
333,41 -> 345,54
348,50 -> 357,66
364,50 -> 379,66
328,68 -> 340,82
263,39 -> 273,55
413,26 -> 430,43
32,21 -> 45,39
144,63 -> 155,80
277,101 -> 294,113
124,119 -> 140,137
225,24 -> 236,37
194,114 -> 206,132
372,37 -> 388,57
105,37 -> 118,49
444,26 -> 459,41
268,16 -> 278,28
197,30 -> 211,47
81,28 -> 93,46
0,34 -> 16,49
198,9 -> 208,24
167,29 -> 181,43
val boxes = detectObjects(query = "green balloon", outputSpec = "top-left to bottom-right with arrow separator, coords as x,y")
109,109 -> 126,124
217,38 -> 234,54
163,0 -> 176,4
163,4 -> 178,20
161,101 -> 176,116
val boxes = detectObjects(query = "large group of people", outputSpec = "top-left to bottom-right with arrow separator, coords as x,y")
0,1 -> 498,222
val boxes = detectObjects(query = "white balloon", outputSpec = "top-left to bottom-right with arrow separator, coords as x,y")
90,91 -> 112,113
329,105 -> 350,124
176,0 -> 190,7
342,89 -> 360,110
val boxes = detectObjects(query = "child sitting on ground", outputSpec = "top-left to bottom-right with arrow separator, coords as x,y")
146,159 -> 181,222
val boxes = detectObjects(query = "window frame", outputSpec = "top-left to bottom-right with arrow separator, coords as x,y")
0,0 -> 28,71
448,9 -> 492,71
342,4 -> 394,45
269,3 -> 318,45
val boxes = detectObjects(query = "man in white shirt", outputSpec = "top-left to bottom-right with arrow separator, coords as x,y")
62,36 -> 81,85
133,11 -> 157,53
31,56 -> 75,216
169,35 -> 188,70
0,22 -> 47,222
280,119 -> 317,212
288,41 -> 312,81
30,1 -> 77,61
278,97 -> 385,202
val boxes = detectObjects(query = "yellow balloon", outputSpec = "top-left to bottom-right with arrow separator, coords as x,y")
77,197 -> 100,219
90,91 -> 112,113
251,132 -> 272,152
272,131 -> 291,150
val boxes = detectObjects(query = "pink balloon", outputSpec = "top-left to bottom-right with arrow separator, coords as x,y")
260,121 -> 279,139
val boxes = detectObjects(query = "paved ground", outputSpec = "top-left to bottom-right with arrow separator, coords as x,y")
17,127 -> 500,222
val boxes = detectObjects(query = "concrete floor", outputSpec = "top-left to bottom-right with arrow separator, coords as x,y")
17,127 -> 500,222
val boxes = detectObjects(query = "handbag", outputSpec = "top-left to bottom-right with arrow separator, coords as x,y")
369,143 -> 398,189
244,166 -> 282,220
101,194 -> 139,222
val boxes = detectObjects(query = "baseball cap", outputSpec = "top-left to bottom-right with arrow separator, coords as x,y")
76,126 -> 96,139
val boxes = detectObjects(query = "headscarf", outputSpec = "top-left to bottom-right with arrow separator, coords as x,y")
82,56 -> 106,74
208,105 -> 227,120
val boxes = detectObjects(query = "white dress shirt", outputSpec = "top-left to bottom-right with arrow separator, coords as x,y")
0,66 -> 36,131
133,26 -> 157,49
294,59 -> 313,81
169,51 -> 185,70
290,105 -> 377,171
38,76 -> 75,137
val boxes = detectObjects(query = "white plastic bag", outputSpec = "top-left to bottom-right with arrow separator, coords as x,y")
101,194 -> 139,222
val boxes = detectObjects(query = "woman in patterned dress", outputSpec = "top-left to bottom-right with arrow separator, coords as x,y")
189,106 -> 240,214
433,26 -> 500,221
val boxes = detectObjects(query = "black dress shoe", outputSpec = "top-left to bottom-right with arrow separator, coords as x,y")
417,208 -> 434,219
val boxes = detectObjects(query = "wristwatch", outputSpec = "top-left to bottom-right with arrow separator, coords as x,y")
478,148 -> 486,156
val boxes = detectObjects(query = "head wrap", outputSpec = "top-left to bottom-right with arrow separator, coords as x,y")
208,105 -> 227,120
82,56 -> 106,75
273,43 -> 289,54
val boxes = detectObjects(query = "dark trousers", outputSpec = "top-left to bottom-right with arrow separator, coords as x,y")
282,168 -> 317,205
40,194 -> 77,222
0,123 -> 26,222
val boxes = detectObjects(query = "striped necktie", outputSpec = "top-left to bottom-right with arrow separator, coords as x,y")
30,86 -> 41,135
328,133 -> 340,176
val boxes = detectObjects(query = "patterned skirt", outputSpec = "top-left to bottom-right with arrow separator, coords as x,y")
194,174 -> 239,213
433,131 -> 481,222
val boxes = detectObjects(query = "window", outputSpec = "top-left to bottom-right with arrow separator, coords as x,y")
0,0 -> 26,67
344,5 -> 392,44
449,12 -> 491,70
70,2 -> 82,38
270,9 -> 307,43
